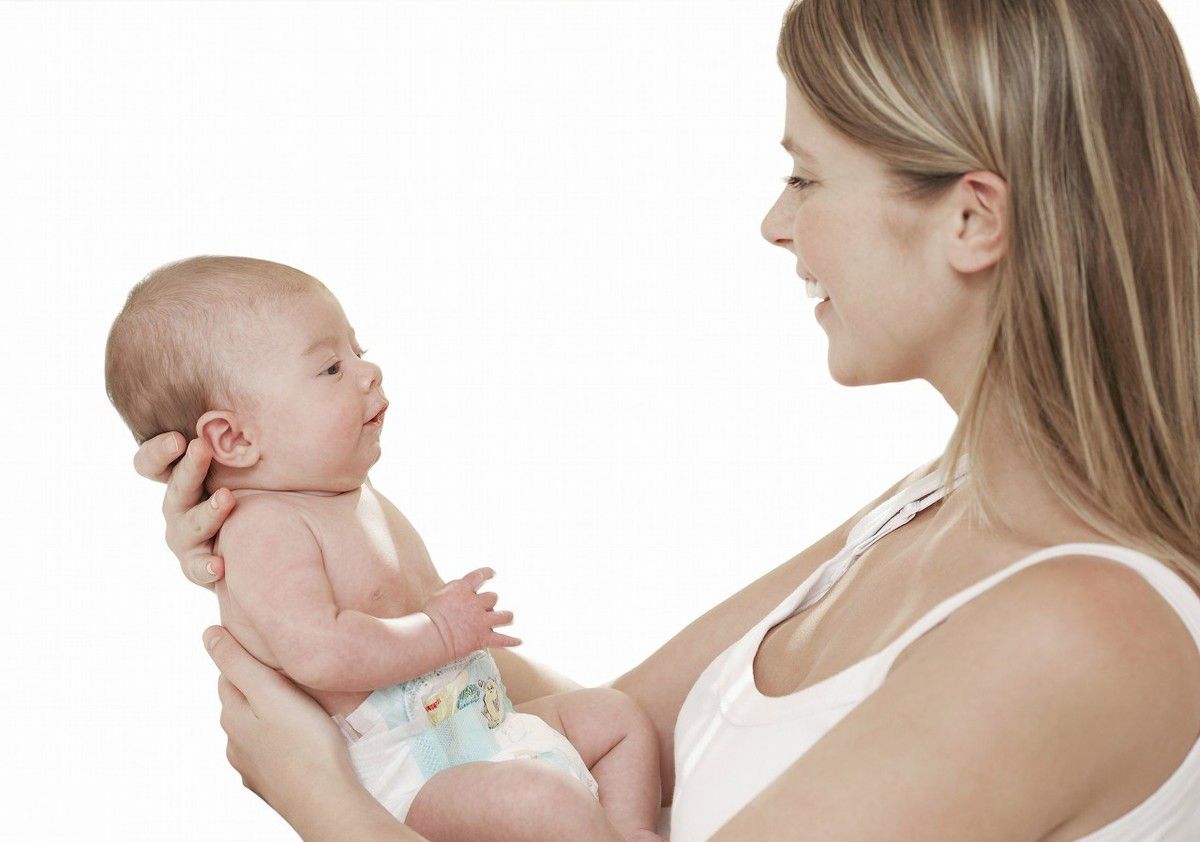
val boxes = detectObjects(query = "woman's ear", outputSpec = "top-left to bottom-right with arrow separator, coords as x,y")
195,410 -> 260,468
944,170 -> 1008,276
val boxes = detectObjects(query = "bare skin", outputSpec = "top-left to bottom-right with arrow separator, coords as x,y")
151,436 -> 661,841
153,433 -> 1200,839
135,73 -> 1200,837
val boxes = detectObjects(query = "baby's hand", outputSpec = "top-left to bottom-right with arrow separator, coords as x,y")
422,567 -> 521,661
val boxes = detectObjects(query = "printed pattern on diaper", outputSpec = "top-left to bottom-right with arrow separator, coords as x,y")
337,649 -> 599,801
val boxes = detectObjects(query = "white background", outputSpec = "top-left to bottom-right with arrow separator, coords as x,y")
4,1 -> 1196,839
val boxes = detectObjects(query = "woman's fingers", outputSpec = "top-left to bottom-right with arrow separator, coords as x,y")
189,554 -> 225,586
137,433 -> 231,588
159,438 -> 235,587
203,626 -> 293,717
167,488 -> 234,571
134,431 -> 184,482
171,503 -> 233,588
216,673 -> 250,730
162,438 -> 213,520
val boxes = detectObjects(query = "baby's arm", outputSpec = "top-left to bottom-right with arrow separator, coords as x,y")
218,495 -> 516,691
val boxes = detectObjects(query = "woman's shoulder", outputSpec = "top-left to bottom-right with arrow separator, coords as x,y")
973,551 -> 1200,694
899,549 -> 1200,835
705,545 -> 1200,840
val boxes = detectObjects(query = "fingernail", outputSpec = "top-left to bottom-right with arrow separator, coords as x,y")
206,561 -> 217,577
210,490 -> 223,509
203,629 -> 221,650
164,436 -> 179,455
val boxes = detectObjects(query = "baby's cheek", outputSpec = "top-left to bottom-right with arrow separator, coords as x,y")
338,407 -> 367,440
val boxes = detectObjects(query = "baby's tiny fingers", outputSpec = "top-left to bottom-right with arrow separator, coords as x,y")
489,610 -> 514,628
488,632 -> 522,648
478,591 -> 499,610
461,567 -> 495,591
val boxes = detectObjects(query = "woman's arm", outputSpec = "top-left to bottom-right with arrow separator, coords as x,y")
605,469 -> 918,804
489,646 -> 584,702
203,625 -> 426,841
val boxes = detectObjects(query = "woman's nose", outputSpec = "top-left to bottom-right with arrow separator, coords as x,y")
760,193 -> 793,250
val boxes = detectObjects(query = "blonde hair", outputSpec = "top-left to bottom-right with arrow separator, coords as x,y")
778,0 -> 1200,587
104,255 -> 323,445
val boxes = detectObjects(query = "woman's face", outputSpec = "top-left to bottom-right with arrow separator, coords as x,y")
761,80 -> 1003,407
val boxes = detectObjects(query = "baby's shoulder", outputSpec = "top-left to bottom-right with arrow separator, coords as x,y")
226,489 -> 308,518
217,491 -> 315,550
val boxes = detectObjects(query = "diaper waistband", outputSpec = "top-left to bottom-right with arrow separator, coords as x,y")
332,649 -> 503,744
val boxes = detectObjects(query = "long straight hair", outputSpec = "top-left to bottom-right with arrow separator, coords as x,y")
778,0 -> 1200,588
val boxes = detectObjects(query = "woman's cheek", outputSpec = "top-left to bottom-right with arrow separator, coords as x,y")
795,209 -> 836,282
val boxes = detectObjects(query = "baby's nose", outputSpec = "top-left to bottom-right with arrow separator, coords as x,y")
360,360 -> 383,391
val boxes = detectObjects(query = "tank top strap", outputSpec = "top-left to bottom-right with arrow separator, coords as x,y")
845,453 -> 971,549
872,541 -> 1200,677
788,454 -> 973,623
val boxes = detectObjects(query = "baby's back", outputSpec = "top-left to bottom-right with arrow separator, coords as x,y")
213,481 -> 445,716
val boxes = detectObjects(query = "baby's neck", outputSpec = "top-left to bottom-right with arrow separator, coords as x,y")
204,463 -> 367,498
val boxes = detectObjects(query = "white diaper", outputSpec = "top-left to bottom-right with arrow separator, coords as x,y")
331,649 -> 599,821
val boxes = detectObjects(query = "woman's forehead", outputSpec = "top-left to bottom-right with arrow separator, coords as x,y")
783,83 -> 838,166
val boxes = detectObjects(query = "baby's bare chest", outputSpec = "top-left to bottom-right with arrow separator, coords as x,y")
303,490 -> 444,618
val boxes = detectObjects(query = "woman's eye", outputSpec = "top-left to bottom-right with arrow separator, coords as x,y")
781,175 -> 814,191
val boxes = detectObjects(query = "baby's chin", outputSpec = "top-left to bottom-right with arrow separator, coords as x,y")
269,466 -> 375,496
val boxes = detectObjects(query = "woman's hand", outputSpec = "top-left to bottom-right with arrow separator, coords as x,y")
133,431 -> 235,588
202,625 -> 417,840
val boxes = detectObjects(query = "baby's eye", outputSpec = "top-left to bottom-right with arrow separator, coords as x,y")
322,348 -> 367,375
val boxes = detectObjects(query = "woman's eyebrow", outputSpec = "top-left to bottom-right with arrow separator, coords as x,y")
781,136 -> 819,163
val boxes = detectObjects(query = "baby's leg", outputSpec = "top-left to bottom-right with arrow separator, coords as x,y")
406,758 -> 624,842
516,687 -> 662,841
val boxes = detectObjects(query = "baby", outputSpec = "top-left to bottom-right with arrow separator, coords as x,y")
105,255 -> 663,841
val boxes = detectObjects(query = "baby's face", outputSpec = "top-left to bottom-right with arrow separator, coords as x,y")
236,287 -> 388,492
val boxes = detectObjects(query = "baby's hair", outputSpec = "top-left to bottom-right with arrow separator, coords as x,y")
105,255 -> 324,445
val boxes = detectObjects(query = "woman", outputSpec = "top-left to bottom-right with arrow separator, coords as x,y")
135,0 -> 1200,838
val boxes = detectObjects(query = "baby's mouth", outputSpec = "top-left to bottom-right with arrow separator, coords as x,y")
365,404 -> 388,426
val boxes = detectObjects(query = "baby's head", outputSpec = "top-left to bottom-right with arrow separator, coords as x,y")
106,255 -> 387,495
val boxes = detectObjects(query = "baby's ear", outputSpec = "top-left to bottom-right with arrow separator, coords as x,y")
195,410 -> 260,468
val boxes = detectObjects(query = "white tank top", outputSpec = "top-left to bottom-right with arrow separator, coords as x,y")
667,455 -> 1200,841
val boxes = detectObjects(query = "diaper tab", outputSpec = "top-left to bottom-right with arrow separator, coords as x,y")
422,664 -> 474,726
